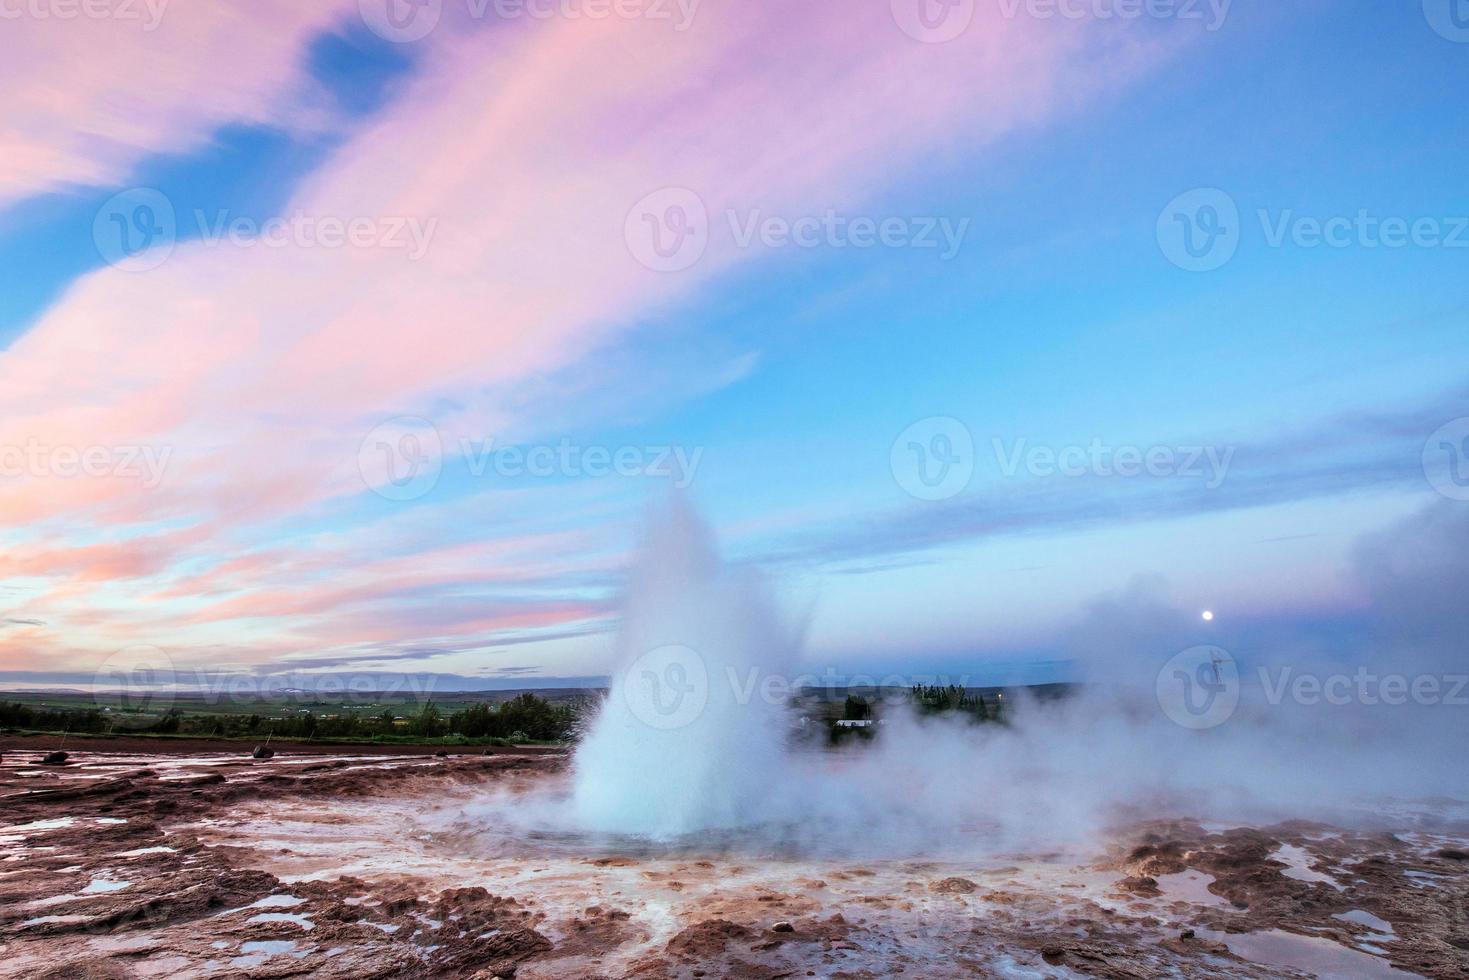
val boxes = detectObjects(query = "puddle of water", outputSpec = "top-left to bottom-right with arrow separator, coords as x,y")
1271,844 -> 1345,891
3,818 -> 75,833
116,846 -> 176,857
1197,928 -> 1419,979
27,893 -> 82,908
246,893 -> 305,909
1334,909 -> 1395,936
1153,870 -> 1230,908
81,878 -> 131,894
230,940 -> 304,968
983,953 -> 1063,978
21,914 -> 91,927
247,912 -> 315,929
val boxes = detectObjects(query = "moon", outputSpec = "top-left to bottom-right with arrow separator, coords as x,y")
1201,610 -> 1215,622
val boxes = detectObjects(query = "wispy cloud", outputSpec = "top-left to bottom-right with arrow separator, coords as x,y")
0,0 -> 355,208
753,384 -> 1467,570
0,4 -> 1174,673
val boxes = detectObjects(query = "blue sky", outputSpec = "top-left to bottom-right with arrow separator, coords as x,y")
0,0 -> 1465,686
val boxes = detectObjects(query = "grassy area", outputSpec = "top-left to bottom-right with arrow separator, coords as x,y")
0,689 -> 593,744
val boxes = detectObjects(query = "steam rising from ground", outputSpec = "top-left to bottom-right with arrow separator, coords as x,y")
532,500 -> 1469,856
571,501 -> 791,837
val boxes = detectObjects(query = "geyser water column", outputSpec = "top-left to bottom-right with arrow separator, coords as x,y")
572,501 -> 796,839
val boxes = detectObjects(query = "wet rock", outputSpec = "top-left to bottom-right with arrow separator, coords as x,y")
1115,875 -> 1161,897
929,877 -> 978,894
34,959 -> 133,979
667,918 -> 754,957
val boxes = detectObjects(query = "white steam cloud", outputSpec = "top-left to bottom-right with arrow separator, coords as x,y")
472,498 -> 1469,857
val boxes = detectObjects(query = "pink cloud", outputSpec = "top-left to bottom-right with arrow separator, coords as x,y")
0,0 -> 353,207
0,4 -> 1176,671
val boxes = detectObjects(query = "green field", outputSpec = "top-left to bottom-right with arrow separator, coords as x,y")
0,688 -> 595,745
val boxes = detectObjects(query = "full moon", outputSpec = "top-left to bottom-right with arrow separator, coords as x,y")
1202,610 -> 1215,621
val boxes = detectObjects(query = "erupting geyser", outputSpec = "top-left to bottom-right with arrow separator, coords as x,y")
571,500 -> 797,838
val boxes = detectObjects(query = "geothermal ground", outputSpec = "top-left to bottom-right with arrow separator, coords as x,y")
1,746 -> 1466,979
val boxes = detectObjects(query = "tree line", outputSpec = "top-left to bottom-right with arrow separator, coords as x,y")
0,692 -> 582,743
909,683 -> 1001,721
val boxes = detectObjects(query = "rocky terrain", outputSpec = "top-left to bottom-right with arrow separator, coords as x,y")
1,747 -> 1464,978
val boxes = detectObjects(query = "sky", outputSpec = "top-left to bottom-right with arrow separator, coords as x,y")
0,0 -> 1466,690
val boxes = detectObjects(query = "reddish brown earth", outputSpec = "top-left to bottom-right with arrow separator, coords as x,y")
1,749 -> 1464,978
